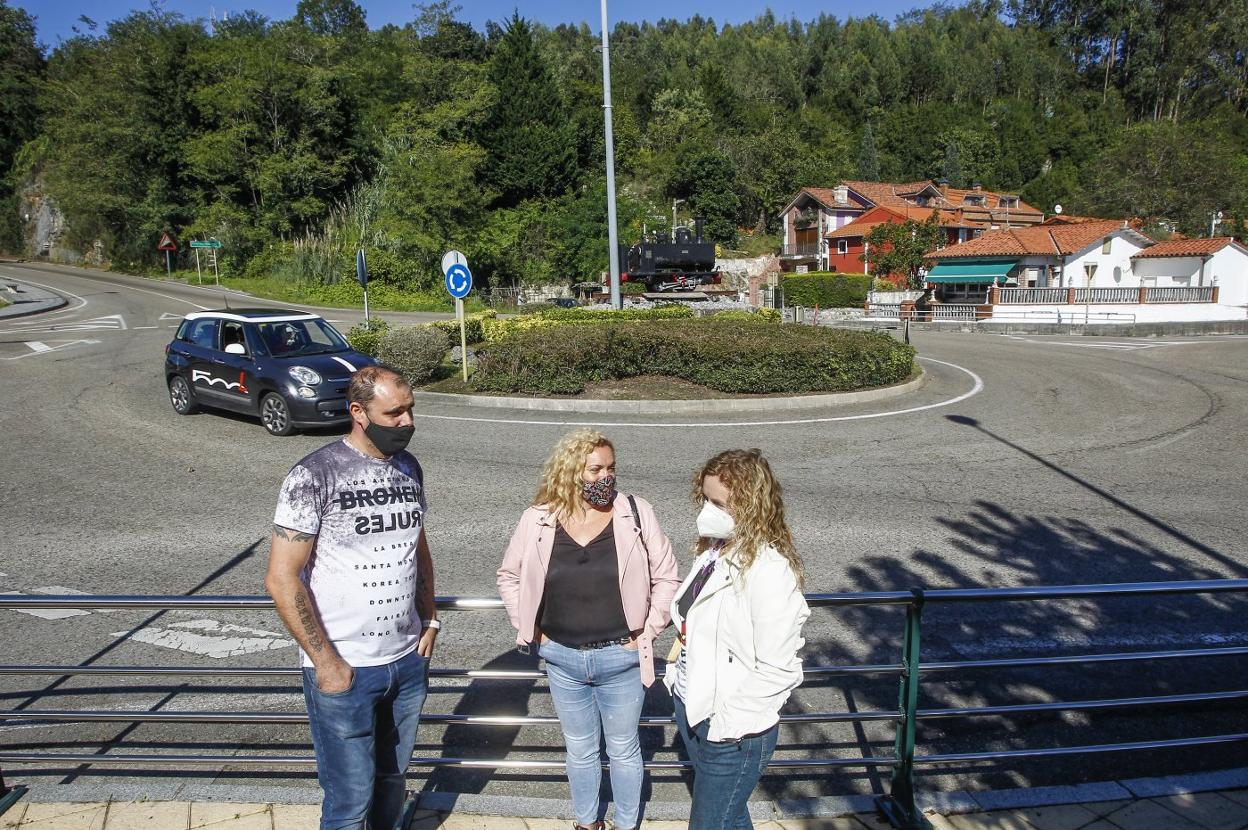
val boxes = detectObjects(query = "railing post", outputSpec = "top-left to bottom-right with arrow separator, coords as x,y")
0,765 -> 29,818
877,589 -> 930,829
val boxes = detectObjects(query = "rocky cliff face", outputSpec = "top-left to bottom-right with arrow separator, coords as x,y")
19,180 -> 105,265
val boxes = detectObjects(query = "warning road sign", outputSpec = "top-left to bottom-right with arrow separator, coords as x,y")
157,233 -> 177,252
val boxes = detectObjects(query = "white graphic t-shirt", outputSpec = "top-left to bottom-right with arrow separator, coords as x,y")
274,438 -> 426,667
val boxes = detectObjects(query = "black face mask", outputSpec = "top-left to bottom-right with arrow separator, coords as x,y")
364,417 -> 415,456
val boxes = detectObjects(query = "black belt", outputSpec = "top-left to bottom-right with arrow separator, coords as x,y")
567,634 -> 634,650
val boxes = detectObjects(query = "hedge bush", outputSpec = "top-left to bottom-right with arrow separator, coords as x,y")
346,318 -> 390,357
781,273 -> 872,307
377,326 -> 450,384
473,320 -> 915,395
429,310 -> 497,344
703,308 -> 781,323
479,304 -> 695,342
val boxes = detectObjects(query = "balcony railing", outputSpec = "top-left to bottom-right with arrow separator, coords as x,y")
781,242 -> 821,258
1144,286 -> 1216,303
996,287 -> 1072,304
1073,287 -> 1139,304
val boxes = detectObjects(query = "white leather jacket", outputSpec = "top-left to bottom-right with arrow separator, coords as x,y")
665,543 -> 810,742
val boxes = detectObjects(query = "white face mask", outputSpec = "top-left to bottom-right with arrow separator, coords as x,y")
696,500 -> 736,539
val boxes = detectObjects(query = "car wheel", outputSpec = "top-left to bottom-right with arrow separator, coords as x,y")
260,392 -> 295,436
168,375 -> 198,415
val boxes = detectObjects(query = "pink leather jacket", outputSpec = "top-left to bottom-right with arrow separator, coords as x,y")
497,493 -> 680,686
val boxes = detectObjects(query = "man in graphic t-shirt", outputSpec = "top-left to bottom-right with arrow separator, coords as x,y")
265,364 -> 438,830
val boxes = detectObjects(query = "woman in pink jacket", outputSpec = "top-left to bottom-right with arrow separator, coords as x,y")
498,429 -> 679,830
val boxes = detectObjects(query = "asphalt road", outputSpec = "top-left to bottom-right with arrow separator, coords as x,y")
1,261 -> 1246,807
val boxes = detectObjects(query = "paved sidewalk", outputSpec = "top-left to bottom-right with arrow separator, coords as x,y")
3,790 -> 1248,830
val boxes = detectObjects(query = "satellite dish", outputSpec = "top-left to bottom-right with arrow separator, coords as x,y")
1054,204 -> 1063,214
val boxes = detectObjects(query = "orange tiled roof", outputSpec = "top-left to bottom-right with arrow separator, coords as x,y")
794,187 -> 854,209
927,220 -> 1134,259
1132,237 -> 1238,258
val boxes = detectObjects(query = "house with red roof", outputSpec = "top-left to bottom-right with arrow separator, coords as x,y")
899,222 -> 1248,321
778,180 -> 1043,274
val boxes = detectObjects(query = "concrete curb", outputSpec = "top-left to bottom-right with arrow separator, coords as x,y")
411,370 -> 925,415
0,278 -> 68,319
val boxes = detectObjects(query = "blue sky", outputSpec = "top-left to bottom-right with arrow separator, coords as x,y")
18,0 -> 929,49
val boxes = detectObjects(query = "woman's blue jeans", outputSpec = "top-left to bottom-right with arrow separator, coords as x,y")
674,695 -> 779,830
302,649 -> 429,830
541,639 -> 645,829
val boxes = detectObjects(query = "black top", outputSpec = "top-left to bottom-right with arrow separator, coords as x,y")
539,521 -> 631,647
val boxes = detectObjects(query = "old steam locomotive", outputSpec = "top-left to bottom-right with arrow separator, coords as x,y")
618,218 -> 722,292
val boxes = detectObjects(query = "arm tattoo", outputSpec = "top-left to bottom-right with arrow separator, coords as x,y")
274,525 -> 315,543
294,591 -> 325,653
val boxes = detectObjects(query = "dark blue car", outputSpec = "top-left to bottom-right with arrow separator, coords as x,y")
164,309 -> 377,436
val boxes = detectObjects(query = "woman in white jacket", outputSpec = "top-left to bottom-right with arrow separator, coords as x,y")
665,449 -> 810,830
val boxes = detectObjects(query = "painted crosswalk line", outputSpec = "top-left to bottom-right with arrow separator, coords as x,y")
115,619 -> 294,658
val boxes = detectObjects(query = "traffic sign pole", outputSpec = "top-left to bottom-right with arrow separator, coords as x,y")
165,250 -> 171,277
194,249 -> 202,284
457,298 -> 468,382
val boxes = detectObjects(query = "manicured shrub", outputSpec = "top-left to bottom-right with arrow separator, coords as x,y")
479,304 -> 695,342
346,318 -> 390,357
781,273 -> 873,307
429,310 -> 497,344
472,320 -> 915,395
703,308 -> 781,323
377,326 -> 450,384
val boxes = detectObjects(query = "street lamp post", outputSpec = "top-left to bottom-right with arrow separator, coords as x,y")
599,0 -> 622,310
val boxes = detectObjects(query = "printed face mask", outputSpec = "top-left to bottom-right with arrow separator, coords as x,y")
582,475 -> 617,508
365,417 -> 415,456
696,499 -> 735,539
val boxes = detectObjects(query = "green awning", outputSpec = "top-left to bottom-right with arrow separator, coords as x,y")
925,260 -> 1017,284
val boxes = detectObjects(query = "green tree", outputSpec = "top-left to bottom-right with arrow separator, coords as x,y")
863,214 -> 945,289
479,13 -> 576,207
0,0 -> 43,249
668,146 -> 739,244
857,124 -> 880,181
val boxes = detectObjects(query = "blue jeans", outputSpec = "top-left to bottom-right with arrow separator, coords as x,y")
541,638 -> 645,829
302,649 -> 429,830
674,695 -> 779,830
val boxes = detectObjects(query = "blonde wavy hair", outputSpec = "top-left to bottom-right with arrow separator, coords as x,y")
534,429 -> 615,520
692,449 -> 804,588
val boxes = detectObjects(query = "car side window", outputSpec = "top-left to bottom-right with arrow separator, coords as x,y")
186,319 -> 217,349
219,321 -> 247,354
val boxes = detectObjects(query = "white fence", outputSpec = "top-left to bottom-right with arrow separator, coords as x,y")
1144,286 -> 1216,303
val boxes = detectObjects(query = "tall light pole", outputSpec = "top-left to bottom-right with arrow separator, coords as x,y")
599,0 -> 622,309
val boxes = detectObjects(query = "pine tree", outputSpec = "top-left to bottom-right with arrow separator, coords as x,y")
480,13 -> 577,207
857,124 -> 880,181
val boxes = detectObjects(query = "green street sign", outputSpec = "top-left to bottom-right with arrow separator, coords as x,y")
190,239 -> 222,249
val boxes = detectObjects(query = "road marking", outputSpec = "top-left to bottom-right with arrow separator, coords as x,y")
1000,336 -> 1217,352
159,313 -> 183,321
114,619 -> 294,658
25,341 -> 51,352
408,357 -> 983,429
134,325 -> 157,330
0,339 -> 101,360
1,586 -> 114,620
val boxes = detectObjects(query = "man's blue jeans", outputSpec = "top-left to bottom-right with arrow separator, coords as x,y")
541,639 -> 645,829
674,695 -> 779,830
302,648 -> 429,830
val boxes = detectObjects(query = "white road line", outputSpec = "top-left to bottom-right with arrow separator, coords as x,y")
25,341 -> 51,352
409,357 -> 983,429
134,325 -> 157,329
0,339 -> 100,360
114,619 -> 294,659
0,277 -> 89,319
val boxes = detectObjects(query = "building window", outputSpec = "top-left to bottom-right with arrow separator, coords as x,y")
1101,237 -> 1112,254
837,239 -> 848,255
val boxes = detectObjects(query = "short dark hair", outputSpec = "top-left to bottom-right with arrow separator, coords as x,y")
348,364 -> 410,407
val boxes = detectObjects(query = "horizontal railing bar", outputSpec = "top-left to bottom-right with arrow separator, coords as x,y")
0,710 -> 900,726
918,646 -> 1248,672
915,732 -> 1248,765
921,579 -> 1248,602
0,753 -> 900,770
916,689 -> 1248,720
0,663 -> 908,679
0,580 -> 1244,612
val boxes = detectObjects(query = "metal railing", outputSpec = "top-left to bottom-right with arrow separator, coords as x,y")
864,305 -> 1137,325
1145,286 -> 1216,303
1,581 -> 1247,829
1073,287 -> 1139,304
780,242 -> 821,258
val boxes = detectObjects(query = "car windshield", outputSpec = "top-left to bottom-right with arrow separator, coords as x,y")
255,318 -> 350,357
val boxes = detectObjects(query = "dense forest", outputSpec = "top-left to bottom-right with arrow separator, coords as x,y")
1,0 -> 1246,298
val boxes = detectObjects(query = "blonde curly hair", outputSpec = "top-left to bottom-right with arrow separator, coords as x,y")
692,449 -> 804,588
534,429 -> 615,520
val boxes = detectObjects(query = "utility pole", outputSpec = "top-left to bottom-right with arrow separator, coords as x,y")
599,0 -> 622,310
